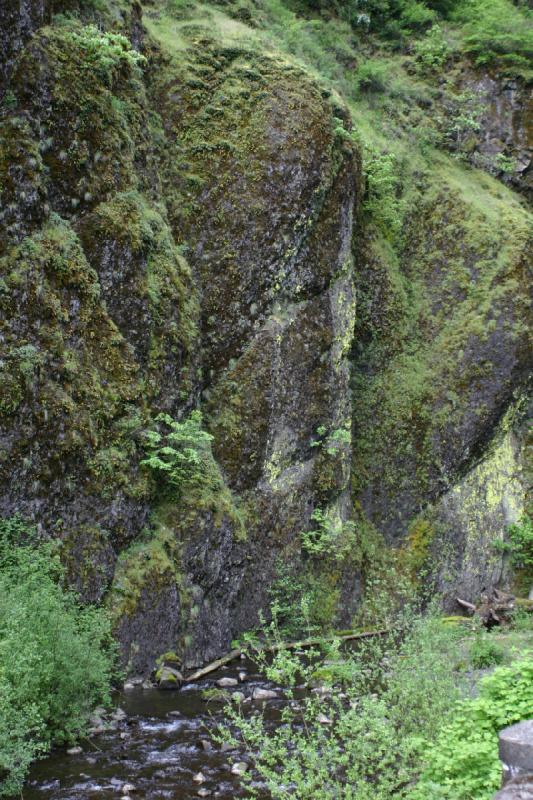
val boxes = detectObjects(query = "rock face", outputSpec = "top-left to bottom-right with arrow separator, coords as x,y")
456,73 -> 533,202
0,0 -> 531,672
0,0 -> 53,93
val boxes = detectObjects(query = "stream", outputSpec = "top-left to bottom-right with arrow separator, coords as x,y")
23,657 -> 281,800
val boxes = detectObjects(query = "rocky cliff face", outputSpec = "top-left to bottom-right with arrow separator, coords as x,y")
0,0 -> 531,672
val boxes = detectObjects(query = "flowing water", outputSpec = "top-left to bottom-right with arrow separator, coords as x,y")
23,658 -> 282,800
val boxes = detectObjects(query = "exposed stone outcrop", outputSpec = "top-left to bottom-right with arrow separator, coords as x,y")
0,0 -> 531,672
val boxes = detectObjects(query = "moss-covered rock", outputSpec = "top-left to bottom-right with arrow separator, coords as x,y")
352,164 -> 532,546
1,0 -> 531,674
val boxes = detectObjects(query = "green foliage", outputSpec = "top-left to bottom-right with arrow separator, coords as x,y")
141,411 -> 218,497
0,516 -> 114,796
300,509 -> 357,560
310,424 -> 351,455
218,611 -> 464,799
454,0 -> 533,78
469,634 -> 505,669
355,59 -> 391,93
493,515 -> 533,570
361,145 -> 404,241
55,21 -> 146,85
267,561 -> 342,638
412,655 -> 533,799
414,24 -> 451,71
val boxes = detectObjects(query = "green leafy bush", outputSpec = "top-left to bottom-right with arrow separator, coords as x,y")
355,58 -> 391,92
362,146 -> 404,240
469,634 -> 505,668
141,411 -> 218,497
454,0 -> 533,77
412,655 -> 533,799
494,515 -> 533,570
56,22 -> 146,86
414,24 -> 452,71
0,516 -> 114,796
219,612 -> 463,800
300,509 -> 356,560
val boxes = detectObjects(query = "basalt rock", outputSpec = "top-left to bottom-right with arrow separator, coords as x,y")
0,0 -> 531,674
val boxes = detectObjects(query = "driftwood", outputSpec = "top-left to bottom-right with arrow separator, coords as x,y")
456,587 -> 515,628
184,629 -> 389,683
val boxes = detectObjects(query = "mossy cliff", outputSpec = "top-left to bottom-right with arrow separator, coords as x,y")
0,0 -> 531,672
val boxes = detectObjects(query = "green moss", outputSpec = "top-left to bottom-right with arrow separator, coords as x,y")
400,517 -> 435,583
107,520 -> 181,621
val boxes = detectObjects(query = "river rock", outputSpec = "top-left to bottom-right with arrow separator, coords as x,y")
216,677 -> 238,688
252,688 -> 278,701
193,772 -> 206,784
121,785 -> 136,795
156,666 -> 183,690
66,747 -> 82,756
231,762 -> 249,776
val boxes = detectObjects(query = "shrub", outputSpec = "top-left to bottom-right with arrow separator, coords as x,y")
55,21 -> 146,86
141,411 -> 218,497
355,58 -> 391,93
414,23 -> 452,71
0,516 -> 114,796
218,612 -> 464,800
469,634 -> 505,668
453,0 -> 533,78
300,509 -> 357,561
362,146 -> 404,241
412,655 -> 533,799
494,515 -> 533,571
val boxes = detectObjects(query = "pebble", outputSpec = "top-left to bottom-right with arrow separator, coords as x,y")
197,790 -> 211,798
317,714 -> 333,725
142,680 -> 153,690
232,691 -> 245,703
220,742 -> 233,753
200,739 -> 213,752
193,772 -> 206,784
216,677 -> 238,688
122,785 -> 136,795
252,688 -> 278,701
66,746 -> 82,756
231,761 -> 249,776
238,671 -> 247,682
123,682 -> 135,691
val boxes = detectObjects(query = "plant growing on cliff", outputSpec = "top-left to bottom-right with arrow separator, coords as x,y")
57,22 -> 146,86
300,509 -> 357,561
141,411 -> 219,497
493,515 -> 533,572
0,516 -> 115,796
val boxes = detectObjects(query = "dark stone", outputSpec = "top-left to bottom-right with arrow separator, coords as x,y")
494,775 -> 533,800
500,721 -> 533,785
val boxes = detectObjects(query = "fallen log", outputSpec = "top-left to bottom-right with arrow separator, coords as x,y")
184,629 -> 389,683
456,588 -> 515,628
